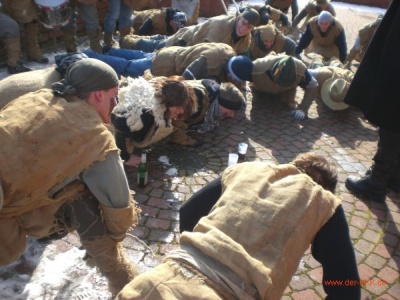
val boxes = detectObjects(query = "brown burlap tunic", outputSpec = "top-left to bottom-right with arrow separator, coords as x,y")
117,162 -> 341,300
0,89 -> 119,265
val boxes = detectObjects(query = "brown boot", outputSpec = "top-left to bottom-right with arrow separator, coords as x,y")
6,38 -> 32,74
87,30 -> 102,53
62,27 -> 78,53
81,236 -> 138,295
24,21 -> 49,63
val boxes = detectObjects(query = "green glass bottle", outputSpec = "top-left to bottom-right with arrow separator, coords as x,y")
137,153 -> 148,187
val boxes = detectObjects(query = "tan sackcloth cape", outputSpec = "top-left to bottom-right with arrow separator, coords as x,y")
249,28 -> 285,60
306,16 -> 344,60
170,80 -> 210,145
3,0 -> 37,23
356,22 -> 378,61
132,9 -> 170,35
152,43 -> 236,82
252,54 -> 306,107
314,66 -> 354,93
117,162 -> 340,299
165,15 -> 251,55
0,89 -> 118,265
0,66 -> 61,110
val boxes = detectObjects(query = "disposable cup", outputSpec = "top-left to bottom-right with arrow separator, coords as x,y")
228,153 -> 239,167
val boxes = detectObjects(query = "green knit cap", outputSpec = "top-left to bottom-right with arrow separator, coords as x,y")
272,56 -> 297,87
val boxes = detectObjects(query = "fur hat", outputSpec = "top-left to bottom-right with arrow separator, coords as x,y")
227,56 -> 253,82
218,82 -> 246,111
321,78 -> 350,110
259,24 -> 277,41
173,12 -> 187,29
239,7 -> 260,26
271,56 -> 297,87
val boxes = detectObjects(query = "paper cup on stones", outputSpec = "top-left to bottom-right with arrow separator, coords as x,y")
238,142 -> 248,160
228,153 -> 239,167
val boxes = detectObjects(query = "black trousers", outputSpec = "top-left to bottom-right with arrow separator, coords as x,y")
371,127 -> 400,184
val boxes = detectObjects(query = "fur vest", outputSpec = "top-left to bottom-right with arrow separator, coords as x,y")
113,77 -> 175,150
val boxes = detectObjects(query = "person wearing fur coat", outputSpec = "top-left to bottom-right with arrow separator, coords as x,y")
112,77 -> 196,167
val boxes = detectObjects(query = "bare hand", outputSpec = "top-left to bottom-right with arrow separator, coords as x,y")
124,154 -> 141,167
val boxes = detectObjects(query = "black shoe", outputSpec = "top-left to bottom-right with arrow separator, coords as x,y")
345,176 -> 387,203
366,167 -> 400,193
7,63 -> 32,74
28,55 -> 49,64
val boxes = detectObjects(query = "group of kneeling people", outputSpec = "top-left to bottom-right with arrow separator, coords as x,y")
0,1 -> 376,299
0,57 -> 361,299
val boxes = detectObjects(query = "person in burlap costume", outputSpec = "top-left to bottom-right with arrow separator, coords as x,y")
0,52 -> 89,110
112,76 -> 196,167
61,0 -> 102,53
248,23 -> 296,60
169,79 -> 246,146
164,7 -> 260,55
116,152 -> 360,300
242,4 -> 291,29
343,15 -> 382,69
307,55 -> 354,110
0,59 -> 141,296
132,8 -> 187,36
0,2 -> 32,74
227,54 -> 319,120
265,0 -> 299,21
1,0 -> 48,65
85,42 -> 236,82
291,0 -> 336,32
295,11 -> 347,63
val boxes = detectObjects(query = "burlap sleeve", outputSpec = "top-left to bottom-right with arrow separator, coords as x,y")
100,195 -> 141,241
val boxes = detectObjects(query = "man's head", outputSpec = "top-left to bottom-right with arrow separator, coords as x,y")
259,24 -> 277,50
51,58 -> 119,124
316,0 -> 329,10
218,82 -> 246,119
236,8 -> 260,37
317,11 -> 333,33
172,11 -> 187,31
227,55 -> 253,84
162,80 -> 194,120
291,152 -> 338,193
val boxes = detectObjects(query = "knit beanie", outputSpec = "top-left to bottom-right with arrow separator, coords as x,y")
218,82 -> 246,111
173,12 -> 187,29
52,58 -> 118,95
259,24 -> 277,41
318,11 -> 333,23
240,7 -> 260,26
227,56 -> 253,82
271,56 -> 297,87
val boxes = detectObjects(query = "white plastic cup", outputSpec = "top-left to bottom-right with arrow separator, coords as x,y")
238,142 -> 248,161
228,153 -> 239,167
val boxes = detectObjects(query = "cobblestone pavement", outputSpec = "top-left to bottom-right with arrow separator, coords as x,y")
1,2 -> 399,300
